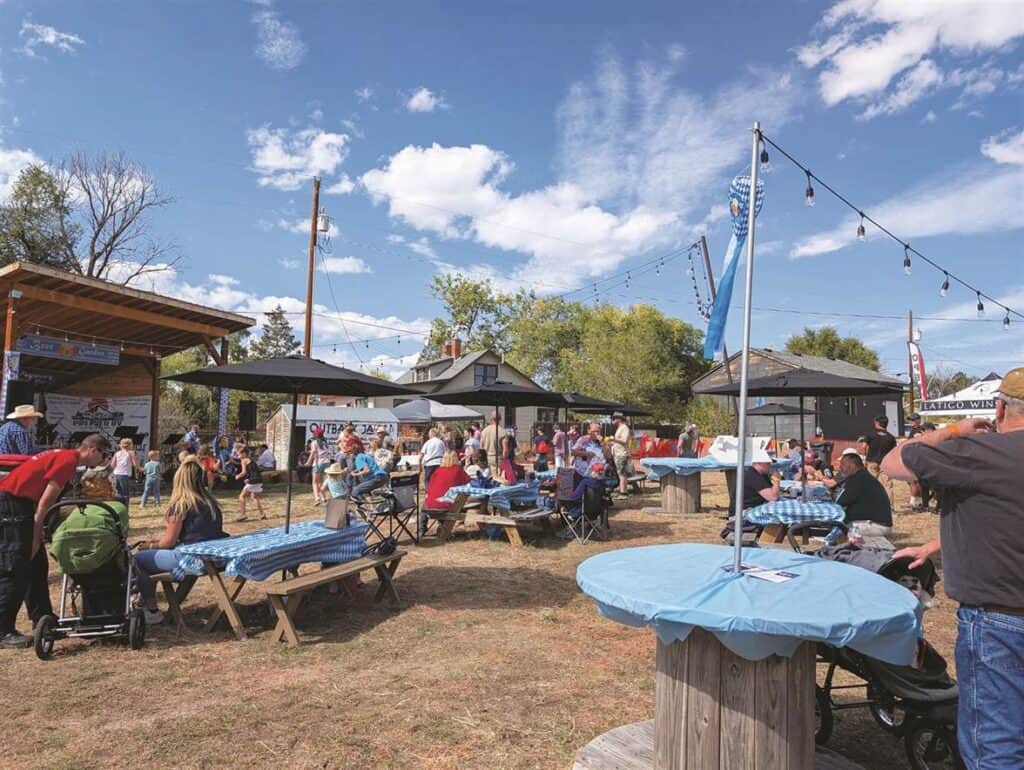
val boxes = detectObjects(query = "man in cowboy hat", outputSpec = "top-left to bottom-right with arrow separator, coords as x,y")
0,404 -> 43,456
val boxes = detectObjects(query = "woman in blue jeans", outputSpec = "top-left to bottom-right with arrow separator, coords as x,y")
133,456 -> 226,624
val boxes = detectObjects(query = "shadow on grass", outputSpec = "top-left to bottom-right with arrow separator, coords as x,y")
390,565 -> 578,611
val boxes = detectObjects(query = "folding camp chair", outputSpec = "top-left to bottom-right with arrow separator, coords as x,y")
386,473 -> 420,543
560,481 -> 606,544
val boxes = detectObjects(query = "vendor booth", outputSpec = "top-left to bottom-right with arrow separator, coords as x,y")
918,373 -> 1000,420
0,262 -> 254,456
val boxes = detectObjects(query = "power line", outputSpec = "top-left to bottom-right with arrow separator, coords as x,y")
759,131 -> 1022,327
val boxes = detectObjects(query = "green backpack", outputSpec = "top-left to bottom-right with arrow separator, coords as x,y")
49,501 -> 130,576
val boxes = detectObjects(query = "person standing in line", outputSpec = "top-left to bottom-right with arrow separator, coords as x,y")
858,415 -> 897,508
882,367 -> 1024,770
479,413 -> 500,475
141,450 -> 162,507
0,404 -> 42,456
0,434 -> 110,649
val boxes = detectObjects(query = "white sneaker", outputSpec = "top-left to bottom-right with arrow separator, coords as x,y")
144,609 -> 164,625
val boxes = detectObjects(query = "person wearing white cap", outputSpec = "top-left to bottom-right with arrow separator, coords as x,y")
742,447 -> 780,510
0,405 -> 42,456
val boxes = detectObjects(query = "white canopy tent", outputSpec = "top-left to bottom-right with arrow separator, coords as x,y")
391,399 -> 482,423
919,376 -> 1001,418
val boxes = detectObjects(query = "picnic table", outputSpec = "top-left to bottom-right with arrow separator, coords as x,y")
438,481 -> 554,545
745,499 -> 846,545
639,457 -> 790,515
169,521 -> 370,639
576,543 -> 920,769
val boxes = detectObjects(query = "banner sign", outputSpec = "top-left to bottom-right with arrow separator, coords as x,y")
17,334 -> 120,366
920,399 -> 995,413
907,342 -> 928,402
304,420 -> 397,460
0,351 -> 20,413
703,174 -> 765,360
46,394 -> 152,452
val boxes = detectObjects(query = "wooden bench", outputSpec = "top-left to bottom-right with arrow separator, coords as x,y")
465,506 -> 557,547
150,572 -> 199,636
626,472 -> 647,493
264,550 -> 406,645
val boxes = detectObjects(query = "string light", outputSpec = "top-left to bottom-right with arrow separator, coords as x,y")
976,292 -> 985,318
940,273 -> 950,298
856,213 -> 866,242
903,245 -> 912,276
759,143 -> 771,173
804,171 -> 815,207
1004,313 -> 1011,331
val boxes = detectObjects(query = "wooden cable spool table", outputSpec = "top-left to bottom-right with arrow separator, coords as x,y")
575,544 -> 921,770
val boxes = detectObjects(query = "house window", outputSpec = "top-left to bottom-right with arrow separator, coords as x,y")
473,364 -> 498,386
536,408 -> 557,424
844,397 -> 858,416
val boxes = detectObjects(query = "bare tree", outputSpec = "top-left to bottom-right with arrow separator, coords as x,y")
62,151 -> 181,284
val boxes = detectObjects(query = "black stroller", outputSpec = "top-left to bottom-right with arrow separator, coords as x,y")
33,499 -> 146,659
814,551 -> 962,769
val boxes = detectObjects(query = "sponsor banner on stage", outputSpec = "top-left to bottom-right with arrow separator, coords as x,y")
304,420 -> 397,460
46,394 -> 153,452
17,334 -> 120,366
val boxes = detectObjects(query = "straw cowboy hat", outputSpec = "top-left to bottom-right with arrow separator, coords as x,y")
324,463 -> 348,476
7,404 -> 43,420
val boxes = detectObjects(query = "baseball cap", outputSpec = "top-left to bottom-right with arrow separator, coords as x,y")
907,412 -> 921,421
998,367 -> 1024,400
841,447 -> 861,457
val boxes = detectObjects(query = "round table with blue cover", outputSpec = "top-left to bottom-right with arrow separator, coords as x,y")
576,543 -> 921,770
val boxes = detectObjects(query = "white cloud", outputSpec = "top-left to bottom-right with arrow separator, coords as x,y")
277,257 -> 300,269
858,58 -> 943,119
354,87 -> 374,102
791,165 -> 1024,258
922,109 -> 937,124
405,87 -> 448,113
246,125 -> 350,191
321,256 -> 371,274
798,1 -> 1024,113
0,146 -> 45,200
19,21 -> 84,58
981,128 -> 1024,166
323,174 -> 355,195
251,8 -> 305,70
388,234 -> 438,260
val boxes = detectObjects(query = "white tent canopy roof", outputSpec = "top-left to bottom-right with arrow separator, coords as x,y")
919,376 -> 1001,417
391,399 -> 482,423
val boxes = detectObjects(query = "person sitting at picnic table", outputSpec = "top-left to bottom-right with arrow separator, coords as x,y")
571,423 -> 605,486
320,462 -> 349,499
350,441 -> 388,500
0,404 -> 42,456
133,456 -> 228,625
833,452 -> 892,536
465,449 -> 491,480
784,439 -> 804,480
424,451 -> 471,511
742,452 -> 781,509
256,444 -> 276,471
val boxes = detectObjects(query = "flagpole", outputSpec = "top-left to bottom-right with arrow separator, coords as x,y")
732,121 -> 762,572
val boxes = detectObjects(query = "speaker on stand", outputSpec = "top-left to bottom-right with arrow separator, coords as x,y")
238,399 -> 257,432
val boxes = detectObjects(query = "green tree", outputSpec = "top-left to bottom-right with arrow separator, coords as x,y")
422,274 -> 514,359
504,295 -> 587,388
0,164 -> 80,271
784,327 -> 880,371
250,306 -> 300,359
926,367 -> 978,399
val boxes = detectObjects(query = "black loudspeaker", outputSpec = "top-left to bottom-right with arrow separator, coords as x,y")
4,380 -> 34,416
238,400 -> 257,431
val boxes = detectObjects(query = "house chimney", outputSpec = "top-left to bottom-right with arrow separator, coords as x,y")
451,338 -> 462,359
442,341 -> 453,358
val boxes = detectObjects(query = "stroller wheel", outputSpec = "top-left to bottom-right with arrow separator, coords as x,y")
128,609 -> 146,650
815,685 -> 834,745
33,614 -> 58,660
869,685 -> 907,733
904,721 -> 962,770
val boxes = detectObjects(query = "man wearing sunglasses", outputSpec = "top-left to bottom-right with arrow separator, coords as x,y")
0,433 -> 111,649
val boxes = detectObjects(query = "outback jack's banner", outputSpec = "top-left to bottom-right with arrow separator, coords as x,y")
46,394 -> 153,452
703,174 -> 765,360
304,420 -> 397,460
907,342 -> 928,402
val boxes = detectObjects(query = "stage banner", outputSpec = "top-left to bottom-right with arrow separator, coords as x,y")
305,419 -> 397,461
703,174 -> 765,360
17,334 -> 120,366
908,342 -> 928,402
46,394 -> 153,453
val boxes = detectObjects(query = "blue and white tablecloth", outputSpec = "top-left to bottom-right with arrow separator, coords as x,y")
744,499 -> 845,526
779,480 -> 833,502
641,456 -> 789,479
172,521 -> 369,581
440,481 -> 542,511
532,470 -> 557,481
577,543 -> 920,664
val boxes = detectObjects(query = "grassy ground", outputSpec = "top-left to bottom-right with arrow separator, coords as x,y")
1,476 -> 947,770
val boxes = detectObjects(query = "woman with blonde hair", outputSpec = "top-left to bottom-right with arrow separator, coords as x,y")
132,456 -> 227,624
111,437 -> 142,504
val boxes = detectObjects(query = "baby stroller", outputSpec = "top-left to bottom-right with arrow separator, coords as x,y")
33,499 -> 145,659
814,551 -> 962,769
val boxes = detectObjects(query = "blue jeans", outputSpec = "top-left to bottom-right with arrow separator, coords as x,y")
133,549 -> 182,607
141,478 -> 161,506
352,473 -> 387,499
956,606 -> 1024,769
114,474 -> 132,504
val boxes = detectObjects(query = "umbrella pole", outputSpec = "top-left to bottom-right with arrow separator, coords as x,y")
800,395 -> 807,503
731,120 -> 762,573
285,391 -> 298,533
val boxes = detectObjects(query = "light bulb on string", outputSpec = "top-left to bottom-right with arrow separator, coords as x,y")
759,144 -> 771,174
940,273 -> 950,298
903,246 -> 912,276
625,271 -> 631,290
856,214 -> 866,242
913,327 -> 922,343
804,171 -> 815,207
1003,313 -> 1011,331
976,292 -> 985,318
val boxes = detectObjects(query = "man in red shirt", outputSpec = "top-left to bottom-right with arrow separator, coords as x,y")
0,433 -> 110,649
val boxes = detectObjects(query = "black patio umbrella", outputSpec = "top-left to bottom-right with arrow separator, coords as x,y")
561,392 -> 653,418
695,368 -> 903,500
746,402 -> 809,453
164,355 -> 420,531
426,382 -> 567,434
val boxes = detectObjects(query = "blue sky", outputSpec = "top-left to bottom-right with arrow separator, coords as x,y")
1,0 -> 1022,381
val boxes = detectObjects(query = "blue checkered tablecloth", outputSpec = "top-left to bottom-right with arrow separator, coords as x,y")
641,457 -> 790,479
744,499 -> 845,526
440,481 -> 541,510
533,470 -> 557,481
171,521 -> 369,581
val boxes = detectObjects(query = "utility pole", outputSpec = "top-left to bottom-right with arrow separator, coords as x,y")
700,235 -> 738,416
303,177 -> 321,358
907,309 -> 915,415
